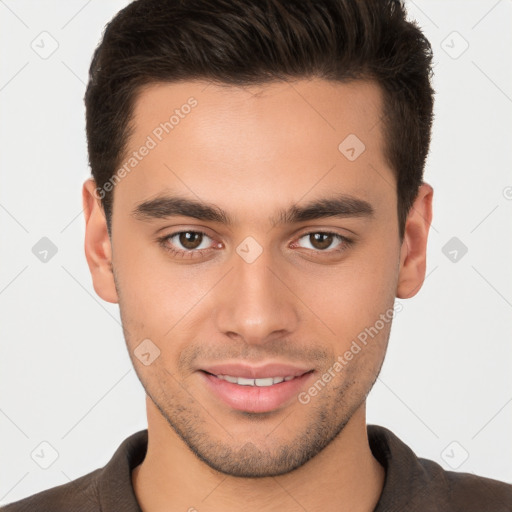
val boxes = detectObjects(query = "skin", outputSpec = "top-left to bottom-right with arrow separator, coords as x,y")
82,78 -> 433,511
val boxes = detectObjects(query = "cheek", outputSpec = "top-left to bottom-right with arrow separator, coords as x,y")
113,236 -> 225,343
297,240 -> 399,338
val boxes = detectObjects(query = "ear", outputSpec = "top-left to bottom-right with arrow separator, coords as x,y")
82,178 -> 119,304
396,183 -> 434,299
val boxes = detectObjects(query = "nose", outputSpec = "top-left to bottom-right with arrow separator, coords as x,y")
213,245 -> 300,346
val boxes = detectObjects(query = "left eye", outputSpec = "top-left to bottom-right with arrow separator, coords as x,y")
295,232 -> 346,252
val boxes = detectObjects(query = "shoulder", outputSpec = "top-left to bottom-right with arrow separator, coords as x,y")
419,457 -> 512,511
1,429 -> 147,512
0,469 -> 102,512
368,424 -> 512,512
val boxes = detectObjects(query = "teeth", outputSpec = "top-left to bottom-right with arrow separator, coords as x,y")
216,375 -> 296,386
237,377 -> 257,386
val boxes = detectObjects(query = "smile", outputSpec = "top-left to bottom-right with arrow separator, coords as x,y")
200,370 -> 315,413
210,374 -> 297,386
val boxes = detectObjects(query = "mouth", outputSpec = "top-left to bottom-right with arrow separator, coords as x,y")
198,369 -> 315,413
202,371 -> 310,386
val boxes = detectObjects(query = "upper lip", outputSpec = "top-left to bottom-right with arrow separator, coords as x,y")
200,363 -> 313,379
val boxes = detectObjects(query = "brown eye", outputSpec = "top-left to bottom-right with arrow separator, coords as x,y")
160,230 -> 214,256
178,231 -> 204,250
309,233 -> 334,250
294,231 -> 350,253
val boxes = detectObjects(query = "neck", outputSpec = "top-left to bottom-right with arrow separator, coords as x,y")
132,397 -> 385,512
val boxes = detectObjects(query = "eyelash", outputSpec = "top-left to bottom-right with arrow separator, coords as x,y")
157,230 -> 353,259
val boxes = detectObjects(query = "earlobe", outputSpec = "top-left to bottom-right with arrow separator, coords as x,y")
396,183 -> 434,299
82,179 -> 119,304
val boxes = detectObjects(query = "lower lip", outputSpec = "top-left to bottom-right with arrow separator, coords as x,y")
199,371 -> 315,413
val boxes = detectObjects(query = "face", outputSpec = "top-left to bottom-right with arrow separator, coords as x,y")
84,78 -> 431,478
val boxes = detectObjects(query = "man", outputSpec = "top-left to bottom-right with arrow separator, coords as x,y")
2,0 -> 511,510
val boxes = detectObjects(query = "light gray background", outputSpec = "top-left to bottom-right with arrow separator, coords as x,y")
1,0 -> 511,504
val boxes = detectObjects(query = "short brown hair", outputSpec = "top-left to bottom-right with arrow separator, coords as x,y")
85,0 -> 434,240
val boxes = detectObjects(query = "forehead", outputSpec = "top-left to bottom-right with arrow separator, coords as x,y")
114,78 -> 394,224
130,78 -> 385,146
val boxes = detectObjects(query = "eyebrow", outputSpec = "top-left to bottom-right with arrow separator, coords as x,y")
131,194 -> 374,227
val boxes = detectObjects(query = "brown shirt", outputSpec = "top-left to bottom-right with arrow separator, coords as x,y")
2,425 -> 511,511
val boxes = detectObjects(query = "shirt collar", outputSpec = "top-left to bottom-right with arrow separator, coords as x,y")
94,425 -> 443,511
